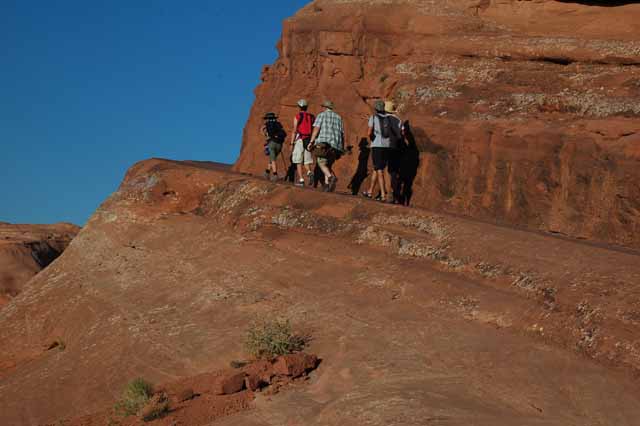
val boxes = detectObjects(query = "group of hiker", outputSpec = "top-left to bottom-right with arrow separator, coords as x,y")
261,97 -> 407,203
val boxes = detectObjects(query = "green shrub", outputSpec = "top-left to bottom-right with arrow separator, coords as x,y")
114,378 -> 153,417
244,317 -> 305,359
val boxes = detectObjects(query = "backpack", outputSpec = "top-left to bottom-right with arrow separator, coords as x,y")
296,111 -> 315,138
265,119 -> 286,144
377,114 -> 392,139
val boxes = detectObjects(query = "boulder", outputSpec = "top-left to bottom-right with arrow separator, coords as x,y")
273,354 -> 319,379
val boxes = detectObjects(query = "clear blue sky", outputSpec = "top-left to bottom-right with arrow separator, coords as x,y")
0,0 -> 309,225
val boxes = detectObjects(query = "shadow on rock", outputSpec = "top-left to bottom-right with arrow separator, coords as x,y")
397,121 -> 424,206
348,138 -> 371,195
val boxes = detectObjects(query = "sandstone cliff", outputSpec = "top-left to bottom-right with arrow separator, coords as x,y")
1,159 -> 639,425
0,223 -> 79,306
235,0 -> 640,249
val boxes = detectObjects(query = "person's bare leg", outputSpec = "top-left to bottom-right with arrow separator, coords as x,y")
305,162 -> 315,185
377,170 -> 387,200
270,160 -> 277,175
318,162 -> 332,184
296,164 -> 304,181
367,171 -> 378,195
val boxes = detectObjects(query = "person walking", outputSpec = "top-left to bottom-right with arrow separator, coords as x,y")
290,99 -> 315,187
384,101 -> 406,204
308,100 -> 344,192
261,112 -> 287,182
362,100 -> 401,202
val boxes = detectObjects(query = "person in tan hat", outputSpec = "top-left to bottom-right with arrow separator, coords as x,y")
384,100 -> 406,204
308,100 -> 344,192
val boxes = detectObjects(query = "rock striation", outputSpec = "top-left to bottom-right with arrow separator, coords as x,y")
235,0 -> 640,248
0,222 -> 79,306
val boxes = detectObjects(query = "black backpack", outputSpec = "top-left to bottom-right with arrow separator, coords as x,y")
377,114 -> 392,139
265,120 -> 286,144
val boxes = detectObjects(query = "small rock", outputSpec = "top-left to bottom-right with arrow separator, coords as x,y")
273,353 -> 318,378
230,360 -> 248,369
214,372 -> 246,395
244,374 -> 263,391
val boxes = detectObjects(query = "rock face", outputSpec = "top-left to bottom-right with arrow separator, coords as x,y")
0,223 -> 80,306
235,0 -> 640,249
1,159 -> 640,425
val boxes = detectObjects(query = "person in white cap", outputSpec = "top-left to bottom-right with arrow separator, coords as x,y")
290,99 -> 315,187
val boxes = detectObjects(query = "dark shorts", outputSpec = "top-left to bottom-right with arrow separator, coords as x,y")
371,147 -> 389,171
387,148 -> 401,174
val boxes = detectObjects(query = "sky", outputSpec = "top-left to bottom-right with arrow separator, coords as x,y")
0,0 -> 309,225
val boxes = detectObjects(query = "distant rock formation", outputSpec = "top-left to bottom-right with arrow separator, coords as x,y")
0,222 -> 80,306
235,0 -> 640,248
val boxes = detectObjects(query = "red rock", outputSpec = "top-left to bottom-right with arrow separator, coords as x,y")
244,374 -> 263,392
214,372 -> 246,395
234,0 -> 640,250
3,159 -> 640,424
273,354 -> 319,379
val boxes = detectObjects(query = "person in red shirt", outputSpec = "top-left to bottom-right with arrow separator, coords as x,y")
289,99 -> 315,187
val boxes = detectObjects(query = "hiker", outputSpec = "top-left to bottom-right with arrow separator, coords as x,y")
261,112 -> 287,182
290,99 -> 315,187
308,100 -> 344,192
384,101 -> 406,204
362,100 -> 402,202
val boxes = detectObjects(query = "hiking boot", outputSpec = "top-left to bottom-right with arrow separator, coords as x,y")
270,174 -> 280,182
306,171 -> 314,186
328,176 -> 338,192
263,170 -> 270,179
295,179 -> 304,187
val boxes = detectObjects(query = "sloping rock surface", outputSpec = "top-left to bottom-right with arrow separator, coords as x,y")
0,223 -> 79,306
235,0 -> 640,248
1,159 -> 639,425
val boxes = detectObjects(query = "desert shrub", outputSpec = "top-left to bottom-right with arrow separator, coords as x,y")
244,317 -> 305,359
114,378 -> 153,417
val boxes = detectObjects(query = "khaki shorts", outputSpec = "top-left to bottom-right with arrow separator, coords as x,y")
292,139 -> 313,165
267,141 -> 282,162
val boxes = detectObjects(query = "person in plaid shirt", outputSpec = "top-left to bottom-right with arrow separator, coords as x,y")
308,100 -> 344,192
